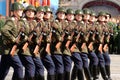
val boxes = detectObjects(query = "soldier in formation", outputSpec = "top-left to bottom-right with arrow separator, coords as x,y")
0,2 -> 114,80
0,2 -> 24,80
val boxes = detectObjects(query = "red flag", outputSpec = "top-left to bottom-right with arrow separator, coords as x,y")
31,0 -> 35,6
35,0 -> 41,7
42,0 -> 47,6
47,0 -> 50,6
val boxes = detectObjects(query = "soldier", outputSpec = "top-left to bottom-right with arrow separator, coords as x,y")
51,7 -> 66,80
41,6 -> 55,80
31,6 -> 46,80
80,8 -> 92,80
102,12 -> 112,80
0,14 -> 6,64
17,5 -> 37,80
87,11 -> 99,80
95,11 -> 109,80
62,8 -> 75,80
0,2 -> 24,80
105,12 -> 113,54
70,9 -> 84,80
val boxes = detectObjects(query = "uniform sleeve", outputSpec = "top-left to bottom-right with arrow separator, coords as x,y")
18,20 -> 29,35
1,20 -> 16,43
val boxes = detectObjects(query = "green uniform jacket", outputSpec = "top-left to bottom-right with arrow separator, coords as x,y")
51,19 -> 65,55
1,17 -> 22,55
62,20 -> 76,56
23,19 -> 38,56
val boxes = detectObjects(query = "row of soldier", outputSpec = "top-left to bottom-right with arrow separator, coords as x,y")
0,2 -> 112,80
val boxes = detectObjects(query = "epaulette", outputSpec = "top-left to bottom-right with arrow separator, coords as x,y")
5,17 -> 15,24
65,20 -> 68,22
73,20 -> 77,23
11,17 -> 15,21
81,21 -> 84,24
19,18 -> 26,22
22,18 -> 27,21
33,20 -> 37,23
55,19 -> 59,22
82,21 -> 85,24
95,21 -> 99,25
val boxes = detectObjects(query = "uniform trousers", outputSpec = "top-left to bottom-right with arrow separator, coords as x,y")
0,55 -> 23,80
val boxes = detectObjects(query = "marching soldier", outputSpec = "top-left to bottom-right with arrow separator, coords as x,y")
80,8 -> 92,80
71,9 -> 84,80
33,6 -> 46,80
87,11 -> 99,80
0,2 -> 24,80
102,12 -> 112,80
18,5 -> 37,80
62,8 -> 74,80
95,11 -> 109,80
41,6 -> 55,80
51,7 -> 66,80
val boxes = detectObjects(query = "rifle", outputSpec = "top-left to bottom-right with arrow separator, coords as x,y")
65,30 -> 74,49
22,31 -> 37,52
33,32 -> 44,55
45,32 -> 52,54
10,31 -> 25,56
22,23 -> 40,52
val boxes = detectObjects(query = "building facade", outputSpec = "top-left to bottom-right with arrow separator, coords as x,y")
59,0 -> 120,16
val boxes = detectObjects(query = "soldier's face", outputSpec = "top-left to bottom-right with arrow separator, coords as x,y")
14,9 -> 23,17
36,11 -> 44,19
66,14 -> 74,21
89,16 -> 96,22
75,14 -> 82,21
26,10 -> 35,18
57,12 -> 65,20
98,16 -> 106,22
83,14 -> 90,20
44,12 -> 51,19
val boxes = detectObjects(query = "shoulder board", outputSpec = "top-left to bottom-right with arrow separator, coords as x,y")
81,21 -> 84,24
32,20 -> 37,23
5,17 -> 15,23
21,18 -> 27,21
65,20 -> 68,23
73,20 -> 76,23
81,21 -> 85,24
11,17 -> 15,21
55,19 -> 59,22
19,18 -> 26,22
95,21 -> 99,25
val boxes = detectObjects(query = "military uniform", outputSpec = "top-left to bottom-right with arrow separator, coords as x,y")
62,8 -> 76,80
17,5 -> 37,80
71,9 -> 84,80
41,6 -> 55,80
31,6 -> 47,80
79,8 -> 92,80
0,2 -> 24,80
95,11 -> 109,80
50,7 -> 69,80
103,17 -> 113,80
87,12 -> 99,80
